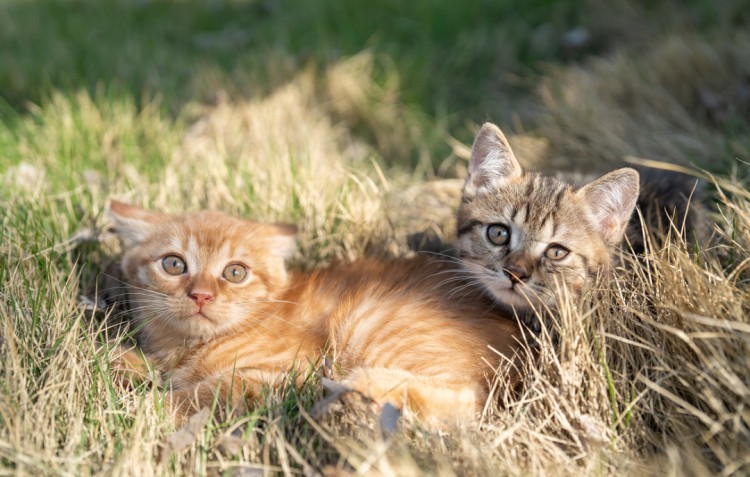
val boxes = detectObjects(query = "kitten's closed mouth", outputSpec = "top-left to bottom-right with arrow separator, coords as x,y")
190,311 -> 214,322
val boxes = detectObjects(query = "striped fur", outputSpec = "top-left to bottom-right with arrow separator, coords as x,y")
109,201 -> 521,424
457,123 -> 640,328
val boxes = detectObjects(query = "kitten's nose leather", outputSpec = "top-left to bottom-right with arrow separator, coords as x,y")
504,264 -> 530,283
190,292 -> 214,307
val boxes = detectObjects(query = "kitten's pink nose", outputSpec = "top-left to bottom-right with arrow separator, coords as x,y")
504,265 -> 530,284
190,292 -> 214,307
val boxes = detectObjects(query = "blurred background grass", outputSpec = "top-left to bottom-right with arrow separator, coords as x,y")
2,0 -> 748,177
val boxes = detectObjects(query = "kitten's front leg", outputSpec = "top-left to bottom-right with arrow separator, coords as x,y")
166,370 -> 284,423
107,343 -> 156,387
167,376 -> 255,423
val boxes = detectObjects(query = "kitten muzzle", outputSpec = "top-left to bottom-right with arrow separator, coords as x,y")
503,264 -> 531,285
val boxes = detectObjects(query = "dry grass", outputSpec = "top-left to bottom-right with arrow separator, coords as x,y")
520,32 -> 750,175
2,10 -> 750,477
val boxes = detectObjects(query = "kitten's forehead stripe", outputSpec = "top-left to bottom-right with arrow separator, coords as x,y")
554,187 -> 566,208
524,177 -> 535,197
540,217 -> 554,240
509,206 -> 517,221
513,204 -> 527,224
520,176 -> 570,231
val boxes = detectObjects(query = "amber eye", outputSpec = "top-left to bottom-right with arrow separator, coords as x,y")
162,255 -> 187,275
487,224 -> 511,246
222,263 -> 248,283
545,245 -> 570,260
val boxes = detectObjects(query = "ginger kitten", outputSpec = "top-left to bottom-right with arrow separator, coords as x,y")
109,201 -> 521,423
456,122 -> 640,329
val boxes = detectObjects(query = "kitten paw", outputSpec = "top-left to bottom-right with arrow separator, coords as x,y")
108,344 -> 154,388
311,377 -> 380,420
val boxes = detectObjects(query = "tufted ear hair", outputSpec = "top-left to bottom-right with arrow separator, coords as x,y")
577,168 -> 640,245
109,200 -> 165,247
463,122 -> 523,199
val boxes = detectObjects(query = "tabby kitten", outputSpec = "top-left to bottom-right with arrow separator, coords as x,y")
455,122 -> 640,328
109,201 -> 521,423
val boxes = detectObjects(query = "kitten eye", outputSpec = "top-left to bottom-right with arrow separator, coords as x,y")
545,245 -> 570,260
162,255 -> 187,275
486,224 -> 511,246
222,264 -> 248,283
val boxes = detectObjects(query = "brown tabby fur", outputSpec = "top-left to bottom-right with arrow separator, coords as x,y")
455,123 -> 641,330
109,201 -> 521,424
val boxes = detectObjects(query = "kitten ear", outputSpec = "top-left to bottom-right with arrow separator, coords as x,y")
463,122 -> 523,199
264,223 -> 298,259
109,200 -> 165,247
577,168 -> 640,244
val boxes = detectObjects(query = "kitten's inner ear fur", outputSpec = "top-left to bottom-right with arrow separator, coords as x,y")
577,168 -> 640,244
264,223 -> 298,259
109,200 -> 164,247
464,122 -> 523,198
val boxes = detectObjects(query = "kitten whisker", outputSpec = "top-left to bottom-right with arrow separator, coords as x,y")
233,299 -> 300,306
416,251 -> 487,270
101,273 -> 169,297
446,280 -> 488,300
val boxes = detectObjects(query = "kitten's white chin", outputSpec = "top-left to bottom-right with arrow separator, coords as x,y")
172,312 -> 227,339
189,311 -> 213,321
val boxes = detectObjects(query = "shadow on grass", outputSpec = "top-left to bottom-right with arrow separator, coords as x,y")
0,0 -> 626,123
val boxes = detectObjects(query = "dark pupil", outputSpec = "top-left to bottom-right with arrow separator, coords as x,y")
489,225 -> 508,244
231,267 -> 239,276
163,256 -> 186,274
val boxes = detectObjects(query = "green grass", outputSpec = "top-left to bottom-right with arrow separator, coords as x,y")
3,0 -> 747,171
1,0 -> 749,475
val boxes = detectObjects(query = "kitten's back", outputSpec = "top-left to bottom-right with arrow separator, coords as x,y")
287,255 -> 523,420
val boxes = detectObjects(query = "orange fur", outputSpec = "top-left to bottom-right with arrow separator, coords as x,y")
109,201 -> 521,424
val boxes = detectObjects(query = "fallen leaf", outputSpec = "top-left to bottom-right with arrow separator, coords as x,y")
161,407 -> 211,462
378,403 -> 401,435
